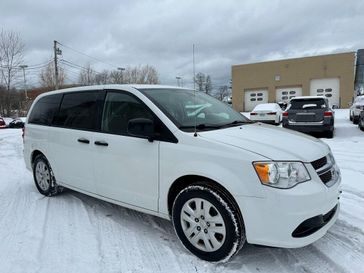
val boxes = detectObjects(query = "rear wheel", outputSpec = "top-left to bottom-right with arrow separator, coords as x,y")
172,185 -> 245,262
33,154 -> 63,196
353,116 -> 359,125
359,118 -> 364,131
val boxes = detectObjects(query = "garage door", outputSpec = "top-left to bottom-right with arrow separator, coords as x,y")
244,89 -> 268,112
310,78 -> 340,107
276,87 -> 302,103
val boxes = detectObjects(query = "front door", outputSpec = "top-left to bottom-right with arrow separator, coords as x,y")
93,91 -> 159,211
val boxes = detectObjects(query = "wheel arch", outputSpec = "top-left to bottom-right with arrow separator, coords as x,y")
167,175 -> 244,228
31,150 -> 46,167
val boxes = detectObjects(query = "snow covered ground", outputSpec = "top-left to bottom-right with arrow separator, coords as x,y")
0,109 -> 364,273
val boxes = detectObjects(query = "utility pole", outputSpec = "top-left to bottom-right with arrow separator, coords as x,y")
53,40 -> 61,89
19,65 -> 28,100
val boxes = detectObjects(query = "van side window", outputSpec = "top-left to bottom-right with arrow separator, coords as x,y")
53,92 -> 98,130
102,92 -> 154,136
28,94 -> 62,126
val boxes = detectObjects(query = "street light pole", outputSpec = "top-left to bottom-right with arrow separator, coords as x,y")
176,76 -> 181,87
117,67 -> 125,84
19,65 -> 28,100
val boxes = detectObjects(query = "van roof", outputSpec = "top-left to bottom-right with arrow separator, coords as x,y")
36,84 -> 187,97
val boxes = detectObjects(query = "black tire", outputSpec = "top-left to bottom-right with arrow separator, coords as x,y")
359,119 -> 364,131
326,130 -> 334,138
33,154 -> 63,196
353,116 -> 359,125
350,113 -> 353,121
172,185 -> 245,262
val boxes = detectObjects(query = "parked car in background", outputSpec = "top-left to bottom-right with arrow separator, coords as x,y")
0,117 -> 6,129
250,103 -> 283,125
349,95 -> 364,124
282,96 -> 334,138
8,118 -> 25,128
277,101 -> 288,110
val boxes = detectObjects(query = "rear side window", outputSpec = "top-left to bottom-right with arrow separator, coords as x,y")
290,99 -> 327,110
101,92 -> 154,136
28,94 -> 62,126
53,92 -> 98,130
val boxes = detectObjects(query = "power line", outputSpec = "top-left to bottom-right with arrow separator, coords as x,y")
57,41 -> 119,69
60,59 -> 103,74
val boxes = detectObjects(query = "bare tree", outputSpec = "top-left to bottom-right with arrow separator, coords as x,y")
78,63 -> 96,85
194,72 -> 205,91
109,69 -> 123,84
0,29 -> 24,115
95,70 -> 109,85
216,85 -> 229,101
123,65 -> 159,84
39,61 -> 66,89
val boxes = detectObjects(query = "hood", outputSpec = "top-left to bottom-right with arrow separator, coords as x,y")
199,123 -> 330,162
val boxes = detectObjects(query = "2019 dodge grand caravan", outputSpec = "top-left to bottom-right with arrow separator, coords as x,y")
24,85 -> 341,262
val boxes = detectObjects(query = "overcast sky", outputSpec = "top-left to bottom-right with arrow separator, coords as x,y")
1,0 -> 364,89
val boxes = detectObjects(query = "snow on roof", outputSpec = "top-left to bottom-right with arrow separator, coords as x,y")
290,96 -> 326,100
252,103 -> 279,111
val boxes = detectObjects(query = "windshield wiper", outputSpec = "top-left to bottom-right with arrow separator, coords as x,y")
220,120 -> 253,127
179,124 -> 222,130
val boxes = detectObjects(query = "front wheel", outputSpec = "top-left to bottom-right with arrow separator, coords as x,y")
172,185 -> 245,262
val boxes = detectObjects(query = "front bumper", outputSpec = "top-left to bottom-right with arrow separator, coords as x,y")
236,167 -> 341,248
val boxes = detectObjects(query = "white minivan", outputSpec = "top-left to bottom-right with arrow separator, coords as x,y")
24,85 -> 341,262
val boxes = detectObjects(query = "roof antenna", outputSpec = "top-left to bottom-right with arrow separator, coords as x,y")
193,44 -> 197,137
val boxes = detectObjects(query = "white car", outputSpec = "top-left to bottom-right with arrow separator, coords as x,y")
23,85 -> 341,262
349,95 -> 364,124
250,103 -> 283,125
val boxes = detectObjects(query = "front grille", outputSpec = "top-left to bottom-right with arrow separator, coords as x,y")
311,154 -> 338,186
319,170 -> 332,184
311,156 -> 327,170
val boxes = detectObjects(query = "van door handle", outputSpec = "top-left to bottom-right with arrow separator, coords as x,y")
94,141 -> 108,146
77,138 -> 90,144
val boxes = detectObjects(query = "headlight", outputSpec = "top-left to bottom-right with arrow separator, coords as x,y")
253,161 -> 311,189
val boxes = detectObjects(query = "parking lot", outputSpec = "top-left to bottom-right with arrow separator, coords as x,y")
0,109 -> 363,273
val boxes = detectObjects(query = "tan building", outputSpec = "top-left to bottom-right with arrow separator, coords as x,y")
232,52 -> 355,112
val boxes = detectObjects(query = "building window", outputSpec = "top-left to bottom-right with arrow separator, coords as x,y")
250,98 -> 256,101
317,89 -> 324,93
257,93 -> 263,96
325,94 -> 332,97
325,88 -> 332,92
282,96 -> 288,100
289,91 -> 296,94
282,91 -> 288,95
257,98 -> 263,101
275,75 -> 280,81
250,93 -> 256,97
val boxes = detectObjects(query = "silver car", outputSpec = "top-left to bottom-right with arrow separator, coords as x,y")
349,95 -> 364,124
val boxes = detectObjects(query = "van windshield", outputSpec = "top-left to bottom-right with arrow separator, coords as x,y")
139,88 -> 251,132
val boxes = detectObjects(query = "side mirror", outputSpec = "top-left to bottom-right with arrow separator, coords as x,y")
127,118 -> 155,142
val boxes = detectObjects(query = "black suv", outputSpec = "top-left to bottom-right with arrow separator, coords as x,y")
282,97 -> 334,138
